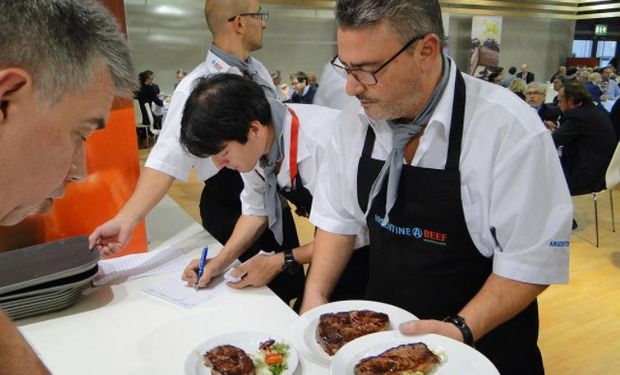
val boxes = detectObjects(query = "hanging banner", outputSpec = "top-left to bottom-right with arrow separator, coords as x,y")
469,16 -> 502,78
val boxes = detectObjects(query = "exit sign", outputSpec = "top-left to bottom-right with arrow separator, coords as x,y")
595,24 -> 608,36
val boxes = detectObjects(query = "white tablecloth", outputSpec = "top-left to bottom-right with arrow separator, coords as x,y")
602,98 -> 617,112
17,223 -> 326,375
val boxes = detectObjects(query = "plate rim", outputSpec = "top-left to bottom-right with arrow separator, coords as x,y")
184,330 -> 299,375
329,331 -> 500,375
290,299 -> 418,367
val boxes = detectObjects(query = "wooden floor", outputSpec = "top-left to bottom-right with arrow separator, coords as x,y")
140,148 -> 620,373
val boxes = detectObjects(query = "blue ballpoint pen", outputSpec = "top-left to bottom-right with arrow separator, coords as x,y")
195,246 -> 209,291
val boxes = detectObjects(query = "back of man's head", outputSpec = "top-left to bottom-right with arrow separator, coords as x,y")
180,73 -> 271,158
296,72 -> 309,85
0,0 -> 135,101
335,0 -> 444,44
562,82 -> 592,107
508,66 -> 517,75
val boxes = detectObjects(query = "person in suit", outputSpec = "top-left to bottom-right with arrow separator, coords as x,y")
0,0 -> 134,372
516,63 -> 535,84
525,82 -> 560,129
553,82 -> 616,196
609,95 -> 620,142
290,71 -> 317,104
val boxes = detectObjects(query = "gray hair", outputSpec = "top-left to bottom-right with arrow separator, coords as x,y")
0,0 -> 135,100
527,82 -> 546,94
335,0 -> 445,44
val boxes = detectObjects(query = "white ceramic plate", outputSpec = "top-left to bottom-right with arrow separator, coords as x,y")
330,331 -> 499,375
290,300 -> 418,367
184,331 -> 299,375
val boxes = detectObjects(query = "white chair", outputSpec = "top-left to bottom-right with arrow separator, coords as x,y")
147,103 -> 160,143
592,142 -> 620,247
133,99 -> 151,148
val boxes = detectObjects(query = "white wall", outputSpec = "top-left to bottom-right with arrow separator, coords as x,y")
125,2 -> 575,93
446,14 -> 575,82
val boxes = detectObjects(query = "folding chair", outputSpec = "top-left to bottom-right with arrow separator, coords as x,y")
592,142 -> 620,247
133,99 -> 151,148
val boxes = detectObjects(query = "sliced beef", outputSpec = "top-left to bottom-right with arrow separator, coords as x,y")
354,343 -> 441,375
203,344 -> 255,375
316,310 -> 390,355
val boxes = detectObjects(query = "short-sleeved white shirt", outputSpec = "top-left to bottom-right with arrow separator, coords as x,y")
309,59 -> 571,285
239,104 -> 337,216
145,49 -> 277,181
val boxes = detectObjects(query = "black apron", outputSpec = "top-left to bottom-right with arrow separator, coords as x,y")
356,71 -> 543,374
199,167 -> 304,305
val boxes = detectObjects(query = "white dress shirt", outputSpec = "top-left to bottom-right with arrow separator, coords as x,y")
310,59 -> 571,285
145,50 -> 277,181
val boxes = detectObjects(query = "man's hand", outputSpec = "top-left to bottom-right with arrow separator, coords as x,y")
89,215 -> 138,257
299,291 -> 328,314
399,319 -> 464,343
181,257 -> 226,288
544,120 -> 557,132
227,253 -> 284,289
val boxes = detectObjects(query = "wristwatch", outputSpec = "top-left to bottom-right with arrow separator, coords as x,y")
442,315 -> 474,346
281,249 -> 300,275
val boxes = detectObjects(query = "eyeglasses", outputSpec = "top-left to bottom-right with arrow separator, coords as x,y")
330,33 -> 427,85
228,12 -> 269,23
525,91 -> 544,96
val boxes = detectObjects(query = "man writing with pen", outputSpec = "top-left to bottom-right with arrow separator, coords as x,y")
180,74 -> 369,305
194,247 -> 209,290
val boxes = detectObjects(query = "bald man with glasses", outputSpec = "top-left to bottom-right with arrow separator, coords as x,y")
301,1 -> 571,373
90,0 -> 306,307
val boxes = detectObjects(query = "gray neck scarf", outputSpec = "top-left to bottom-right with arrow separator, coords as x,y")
366,55 -> 451,225
259,98 -> 289,244
210,44 -> 278,99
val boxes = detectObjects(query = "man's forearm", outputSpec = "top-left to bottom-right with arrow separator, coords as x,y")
0,311 -> 49,374
459,273 -> 547,341
302,229 -> 356,307
117,167 -> 175,223
216,215 -> 268,265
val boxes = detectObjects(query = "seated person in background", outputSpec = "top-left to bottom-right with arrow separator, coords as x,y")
552,75 -> 568,106
179,74 -> 368,304
525,82 -> 560,129
553,83 -> 616,195
578,70 -> 603,104
601,66 -> 620,100
501,66 -> 516,88
307,72 -> 319,88
610,98 -> 620,142
172,68 -> 187,92
550,66 -> 566,82
289,71 -> 317,104
516,63 -> 535,84
509,78 -> 527,100
0,0 -> 134,372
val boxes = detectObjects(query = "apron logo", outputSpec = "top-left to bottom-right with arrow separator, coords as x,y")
549,240 -> 569,248
374,215 -> 447,246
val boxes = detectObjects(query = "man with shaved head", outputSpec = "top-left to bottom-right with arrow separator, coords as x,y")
517,63 -> 535,84
90,0 -> 305,306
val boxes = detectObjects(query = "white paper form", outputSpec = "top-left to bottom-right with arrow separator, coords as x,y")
94,248 -> 192,286
142,274 -> 228,308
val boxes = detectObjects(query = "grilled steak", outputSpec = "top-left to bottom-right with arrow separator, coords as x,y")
316,310 -> 390,355
203,345 -> 255,375
354,343 -> 441,375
